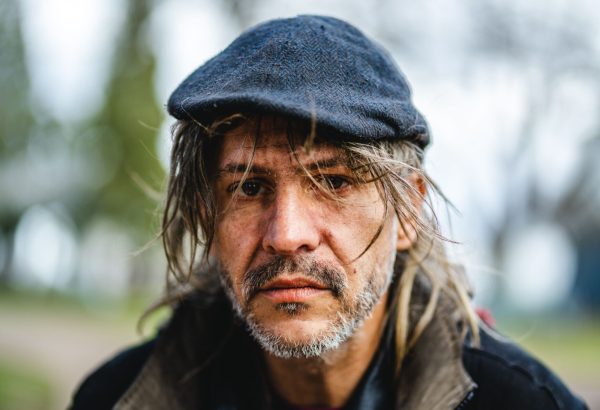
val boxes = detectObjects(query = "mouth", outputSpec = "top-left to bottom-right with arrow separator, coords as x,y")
258,277 -> 330,303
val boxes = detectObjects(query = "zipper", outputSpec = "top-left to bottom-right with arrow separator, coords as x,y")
454,388 -> 476,410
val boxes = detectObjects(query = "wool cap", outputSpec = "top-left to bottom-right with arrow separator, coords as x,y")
167,15 -> 430,149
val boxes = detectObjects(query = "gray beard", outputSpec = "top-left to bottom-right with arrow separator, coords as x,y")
218,255 -> 394,359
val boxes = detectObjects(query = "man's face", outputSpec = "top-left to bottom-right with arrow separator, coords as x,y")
211,117 -> 401,358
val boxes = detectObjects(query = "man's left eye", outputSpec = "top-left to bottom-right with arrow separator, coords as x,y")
319,175 -> 349,190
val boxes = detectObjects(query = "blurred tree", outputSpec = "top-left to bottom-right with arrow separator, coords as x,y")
468,1 -> 600,309
1,0 -> 165,290
0,0 -> 32,158
560,135 -> 600,309
79,0 -> 165,244
0,0 -> 33,281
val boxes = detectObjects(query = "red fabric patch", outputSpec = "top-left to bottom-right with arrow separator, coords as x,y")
475,307 -> 496,328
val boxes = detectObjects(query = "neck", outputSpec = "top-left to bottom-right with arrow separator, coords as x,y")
262,292 -> 389,408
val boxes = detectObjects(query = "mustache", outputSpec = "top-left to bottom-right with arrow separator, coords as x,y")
241,256 -> 347,302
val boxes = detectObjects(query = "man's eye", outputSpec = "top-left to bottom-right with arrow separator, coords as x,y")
319,175 -> 349,190
240,180 -> 263,196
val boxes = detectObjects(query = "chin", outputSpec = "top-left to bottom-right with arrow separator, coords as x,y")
245,309 -> 355,359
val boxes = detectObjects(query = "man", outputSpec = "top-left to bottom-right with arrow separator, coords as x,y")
72,15 -> 587,409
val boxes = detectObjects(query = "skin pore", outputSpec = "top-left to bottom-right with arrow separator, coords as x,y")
210,116 -> 419,407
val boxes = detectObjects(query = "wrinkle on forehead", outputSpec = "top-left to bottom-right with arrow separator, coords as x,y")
225,132 -> 313,151
241,141 -> 294,151
221,141 -> 346,169
221,133 -> 342,161
217,115 -> 350,176
220,114 -> 319,149
217,156 -> 350,180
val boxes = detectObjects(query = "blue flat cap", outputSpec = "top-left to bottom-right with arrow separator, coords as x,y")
167,15 -> 430,149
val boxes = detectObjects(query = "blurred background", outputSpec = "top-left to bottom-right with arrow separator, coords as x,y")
0,0 -> 599,408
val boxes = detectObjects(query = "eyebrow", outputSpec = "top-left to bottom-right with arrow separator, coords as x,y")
217,157 -> 348,177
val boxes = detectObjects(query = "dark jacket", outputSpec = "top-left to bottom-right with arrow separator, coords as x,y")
71,278 -> 588,410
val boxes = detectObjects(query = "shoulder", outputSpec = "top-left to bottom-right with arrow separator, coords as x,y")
69,338 -> 156,410
462,326 -> 588,410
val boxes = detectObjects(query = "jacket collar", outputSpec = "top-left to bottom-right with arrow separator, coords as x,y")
395,274 -> 476,410
115,271 -> 475,410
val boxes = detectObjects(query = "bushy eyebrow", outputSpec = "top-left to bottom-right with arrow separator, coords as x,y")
217,157 -> 348,178
218,163 -> 272,177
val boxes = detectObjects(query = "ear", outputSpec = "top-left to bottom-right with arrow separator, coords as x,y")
396,173 -> 427,251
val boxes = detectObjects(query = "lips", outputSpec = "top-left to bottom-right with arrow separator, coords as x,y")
258,277 -> 330,303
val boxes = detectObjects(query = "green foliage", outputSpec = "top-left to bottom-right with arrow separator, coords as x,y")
0,0 -> 33,157
88,0 -> 166,242
0,359 -> 53,410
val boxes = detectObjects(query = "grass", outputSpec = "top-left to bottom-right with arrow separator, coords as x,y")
0,286 -> 169,332
497,315 -> 600,384
0,358 -> 53,410
0,287 -> 170,410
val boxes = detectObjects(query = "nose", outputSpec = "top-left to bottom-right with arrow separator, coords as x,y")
262,186 -> 320,255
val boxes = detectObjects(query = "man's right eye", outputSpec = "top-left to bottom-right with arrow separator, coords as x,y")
240,181 -> 262,196
228,180 -> 267,197
227,179 -> 267,197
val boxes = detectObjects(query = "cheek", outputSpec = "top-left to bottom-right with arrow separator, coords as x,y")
323,192 -> 390,264
214,211 -> 263,289
330,205 -> 397,293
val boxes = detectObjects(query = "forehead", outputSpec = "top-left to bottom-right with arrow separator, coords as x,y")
218,116 -> 347,166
